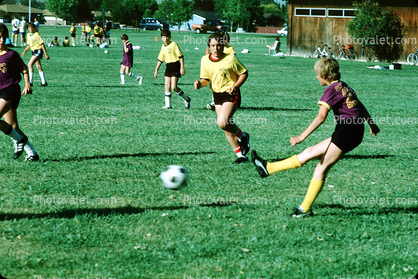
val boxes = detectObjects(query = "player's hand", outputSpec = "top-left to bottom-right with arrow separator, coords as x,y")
21,52 -> 25,58
370,125 -> 380,136
180,68 -> 185,75
194,80 -> 201,90
22,86 -> 32,96
228,86 -> 238,95
46,55 -> 50,60
290,136 -> 302,147
154,71 -> 158,79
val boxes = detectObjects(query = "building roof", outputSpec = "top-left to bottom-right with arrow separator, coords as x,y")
193,11 -> 220,21
288,0 -> 418,7
0,4 -> 44,14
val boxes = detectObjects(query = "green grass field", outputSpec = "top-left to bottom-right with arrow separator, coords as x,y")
1,26 -> 417,279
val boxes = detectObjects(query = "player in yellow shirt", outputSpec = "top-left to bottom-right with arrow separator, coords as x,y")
21,22 -> 50,86
154,30 -> 191,109
85,22 -> 92,46
194,32 -> 250,164
207,31 -> 236,110
69,23 -> 76,47
93,22 -> 104,47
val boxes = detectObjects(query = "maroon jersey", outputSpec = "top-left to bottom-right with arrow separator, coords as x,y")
121,41 -> 133,68
318,81 -> 363,123
0,49 -> 28,90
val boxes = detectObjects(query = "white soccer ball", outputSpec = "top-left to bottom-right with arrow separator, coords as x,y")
104,50 -> 109,54
160,165 -> 189,190
89,44 -> 93,48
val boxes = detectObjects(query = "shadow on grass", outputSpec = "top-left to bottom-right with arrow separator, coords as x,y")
0,203 -> 234,221
240,106 -> 314,112
318,204 -> 418,216
342,154 -> 395,159
43,151 -> 215,162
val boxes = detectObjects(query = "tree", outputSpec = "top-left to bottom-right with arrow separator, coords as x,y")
260,3 -> 286,26
104,0 -> 157,26
213,0 -> 263,31
346,0 -> 405,63
155,0 -> 194,31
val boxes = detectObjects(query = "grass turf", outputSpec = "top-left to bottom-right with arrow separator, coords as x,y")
1,26 -> 417,279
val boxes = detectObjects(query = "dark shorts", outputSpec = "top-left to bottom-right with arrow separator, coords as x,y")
12,30 -> 19,34
71,33 -> 76,38
165,61 -> 181,77
0,84 -> 21,109
20,32 -> 26,36
105,31 -> 110,37
32,49 -> 44,59
331,119 -> 364,153
213,89 -> 241,107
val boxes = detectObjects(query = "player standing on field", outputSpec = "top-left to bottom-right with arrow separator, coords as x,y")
21,23 -> 50,87
69,23 -> 76,47
120,34 -> 142,85
0,24 -> 39,161
252,57 -> 380,217
194,32 -> 250,164
154,30 -> 191,109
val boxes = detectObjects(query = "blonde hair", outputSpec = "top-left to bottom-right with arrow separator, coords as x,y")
314,57 -> 341,81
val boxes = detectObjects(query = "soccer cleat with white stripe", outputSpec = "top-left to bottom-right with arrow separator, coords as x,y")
251,150 -> 269,178
14,135 -> 28,159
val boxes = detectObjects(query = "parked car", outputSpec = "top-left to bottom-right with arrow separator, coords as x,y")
277,26 -> 288,36
0,17 -> 9,23
192,20 -> 227,33
140,18 -> 169,31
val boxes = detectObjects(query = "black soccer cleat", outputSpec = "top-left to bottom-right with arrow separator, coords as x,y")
251,150 -> 269,178
13,135 -> 28,159
239,132 -> 250,156
184,97 -> 191,109
289,206 -> 314,218
25,154 -> 40,162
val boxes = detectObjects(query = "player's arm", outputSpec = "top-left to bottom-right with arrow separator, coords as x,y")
360,102 -> 380,136
154,60 -> 162,78
290,105 -> 329,147
194,79 -> 209,90
21,70 -> 32,96
179,56 -> 185,75
21,45 -> 31,58
228,71 -> 248,95
41,43 -> 50,60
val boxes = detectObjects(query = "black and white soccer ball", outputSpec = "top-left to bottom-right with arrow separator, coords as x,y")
160,165 -> 189,190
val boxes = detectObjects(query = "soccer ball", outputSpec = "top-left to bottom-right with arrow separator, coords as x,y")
160,165 -> 189,190
89,44 -> 93,48
104,50 -> 109,54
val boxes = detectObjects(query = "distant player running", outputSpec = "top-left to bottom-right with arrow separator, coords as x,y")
194,32 -> 250,164
119,34 -> 142,85
21,22 -> 49,86
154,30 -> 191,109
0,23 -> 39,161
252,57 -> 380,217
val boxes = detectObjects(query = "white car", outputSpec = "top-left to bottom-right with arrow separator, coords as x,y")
277,26 -> 288,36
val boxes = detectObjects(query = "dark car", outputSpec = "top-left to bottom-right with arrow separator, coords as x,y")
140,18 -> 169,31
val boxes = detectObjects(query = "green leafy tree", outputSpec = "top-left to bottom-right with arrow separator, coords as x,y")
213,0 -> 263,31
346,0 -> 405,63
155,0 -> 194,31
46,0 -> 92,22
104,0 -> 157,26
260,3 -> 286,26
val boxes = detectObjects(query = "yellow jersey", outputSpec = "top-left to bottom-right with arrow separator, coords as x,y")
224,45 -> 236,56
157,41 -> 183,64
94,26 -> 103,35
200,54 -> 247,93
85,26 -> 91,33
26,32 -> 44,51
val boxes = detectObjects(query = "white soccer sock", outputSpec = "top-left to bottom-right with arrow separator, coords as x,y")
29,72 -> 34,84
5,128 -> 23,143
24,140 -> 37,156
129,72 -> 139,79
39,71 -> 46,84
165,93 -> 171,107
120,73 -> 125,83
176,90 -> 189,101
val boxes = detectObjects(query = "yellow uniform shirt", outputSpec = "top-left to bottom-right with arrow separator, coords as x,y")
85,26 -> 91,33
224,45 -> 236,56
157,41 -> 183,64
26,32 -> 44,51
70,26 -> 76,34
200,54 -> 247,93
94,26 -> 103,35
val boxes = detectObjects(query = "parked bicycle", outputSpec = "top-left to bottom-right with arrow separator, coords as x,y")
312,41 -> 332,58
333,43 -> 356,60
407,46 -> 418,65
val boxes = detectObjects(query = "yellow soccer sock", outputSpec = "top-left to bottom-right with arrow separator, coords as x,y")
300,177 -> 325,212
266,155 -> 302,174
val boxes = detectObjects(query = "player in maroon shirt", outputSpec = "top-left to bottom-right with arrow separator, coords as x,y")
119,34 -> 142,85
0,23 -> 38,161
252,57 -> 380,217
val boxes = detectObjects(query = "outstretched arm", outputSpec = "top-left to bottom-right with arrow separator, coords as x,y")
290,105 -> 329,147
194,79 -> 209,90
361,102 -> 380,136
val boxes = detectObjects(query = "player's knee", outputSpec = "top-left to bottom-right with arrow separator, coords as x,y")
217,118 -> 227,130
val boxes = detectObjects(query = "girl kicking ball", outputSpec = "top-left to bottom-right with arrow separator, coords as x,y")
194,32 -> 250,164
252,57 -> 380,217
0,23 -> 39,161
